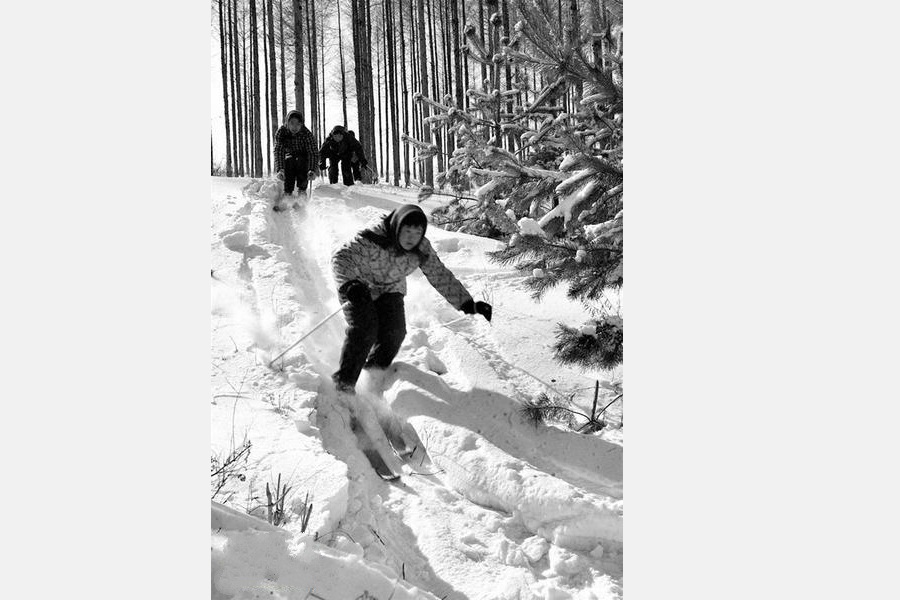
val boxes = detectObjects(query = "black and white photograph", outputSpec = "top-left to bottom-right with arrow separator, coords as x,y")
209,0 -> 625,597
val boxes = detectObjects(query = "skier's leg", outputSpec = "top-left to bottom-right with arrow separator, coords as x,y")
297,171 -> 309,195
342,160 -> 354,186
364,292 -> 406,369
332,296 -> 379,392
328,160 -> 339,184
284,157 -> 297,194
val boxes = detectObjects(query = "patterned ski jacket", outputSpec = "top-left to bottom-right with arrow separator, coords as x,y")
274,110 -> 319,173
332,206 -> 473,309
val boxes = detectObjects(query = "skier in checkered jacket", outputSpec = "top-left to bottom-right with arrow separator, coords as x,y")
331,204 -> 492,393
274,110 -> 320,196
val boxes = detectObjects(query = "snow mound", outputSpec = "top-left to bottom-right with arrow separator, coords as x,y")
418,417 -> 623,551
212,502 -> 438,600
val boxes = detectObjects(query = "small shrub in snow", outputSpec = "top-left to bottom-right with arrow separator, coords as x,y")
211,439 -> 252,502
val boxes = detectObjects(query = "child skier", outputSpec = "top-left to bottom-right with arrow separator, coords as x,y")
319,125 -> 355,186
274,110 -> 319,200
331,204 -> 492,394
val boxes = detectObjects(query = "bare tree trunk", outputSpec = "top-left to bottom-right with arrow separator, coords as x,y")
292,0 -> 305,115
251,0 -> 263,177
320,9 -> 326,139
501,0 -> 515,150
460,0 -> 469,110
279,0 -> 287,118
211,131 -> 215,173
410,1 -> 419,182
351,0 -> 377,182
440,0 -> 454,162
230,0 -> 244,175
376,36 -> 383,180
569,0 -> 582,103
243,5 -> 252,171
478,0 -> 487,87
337,0 -> 348,127
263,0 -> 271,175
398,0 -> 410,186
487,0 -> 501,147
451,0 -> 463,110
267,0 -> 279,141
426,0 -> 443,173
415,0 -> 432,187
306,0 -> 320,142
385,0 -> 400,186
219,0 -> 233,176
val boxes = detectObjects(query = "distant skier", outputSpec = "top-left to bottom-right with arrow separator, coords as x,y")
274,110 -> 319,199
331,204 -> 492,394
346,130 -> 368,182
319,125 -> 355,186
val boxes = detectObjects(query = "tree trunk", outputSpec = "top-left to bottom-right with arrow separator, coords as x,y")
243,5 -> 252,172
267,0 -> 279,140
426,0 -> 442,173
250,0 -> 263,177
350,0 -> 377,182
569,0 -> 582,103
460,0 -> 469,110
337,0 -> 348,127
385,0 -> 400,186
263,0 -> 271,174
398,0 -> 410,186
292,0 -> 305,115
219,0 -> 233,176
441,0 -> 454,162
279,0 -> 287,118
501,0 -> 515,150
306,0 -> 320,142
410,1 -> 419,182
415,0 -> 432,187
478,0 -> 487,86
376,36 -> 383,180
229,0 -> 242,175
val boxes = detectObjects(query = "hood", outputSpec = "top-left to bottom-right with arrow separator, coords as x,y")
284,110 -> 304,126
329,125 -> 347,137
384,204 -> 428,251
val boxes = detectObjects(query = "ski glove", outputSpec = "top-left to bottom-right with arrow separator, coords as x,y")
276,171 -> 285,181
341,280 -> 371,304
460,299 -> 492,322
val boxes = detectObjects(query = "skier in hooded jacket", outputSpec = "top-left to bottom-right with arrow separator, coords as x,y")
331,204 -> 492,393
274,110 -> 319,197
319,125 -> 356,186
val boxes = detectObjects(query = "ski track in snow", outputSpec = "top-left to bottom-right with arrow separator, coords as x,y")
211,178 -> 623,600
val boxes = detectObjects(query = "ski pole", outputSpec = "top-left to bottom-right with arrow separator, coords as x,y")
268,301 -> 349,369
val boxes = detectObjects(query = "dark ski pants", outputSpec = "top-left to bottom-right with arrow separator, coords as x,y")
351,161 -> 362,182
327,158 -> 354,186
284,156 -> 309,194
333,292 -> 406,391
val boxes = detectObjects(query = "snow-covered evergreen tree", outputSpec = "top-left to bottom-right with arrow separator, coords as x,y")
405,0 -> 623,376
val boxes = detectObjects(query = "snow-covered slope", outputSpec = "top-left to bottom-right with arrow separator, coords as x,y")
210,176 -> 624,600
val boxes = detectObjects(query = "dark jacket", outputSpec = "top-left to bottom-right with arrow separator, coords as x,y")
346,132 -> 367,166
319,125 -> 354,166
274,110 -> 320,173
332,205 -> 472,309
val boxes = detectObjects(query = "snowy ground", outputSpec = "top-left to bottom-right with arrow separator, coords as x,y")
210,176 -> 624,600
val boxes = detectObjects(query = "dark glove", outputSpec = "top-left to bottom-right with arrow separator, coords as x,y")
342,280 -> 371,304
460,299 -> 492,322
319,162 -> 326,170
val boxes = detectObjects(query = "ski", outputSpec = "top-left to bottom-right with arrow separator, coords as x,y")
351,418 -> 402,481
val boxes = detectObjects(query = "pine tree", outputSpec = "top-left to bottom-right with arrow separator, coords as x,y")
407,0 -> 624,375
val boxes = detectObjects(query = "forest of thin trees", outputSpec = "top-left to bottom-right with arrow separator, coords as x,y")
213,0 -> 621,188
